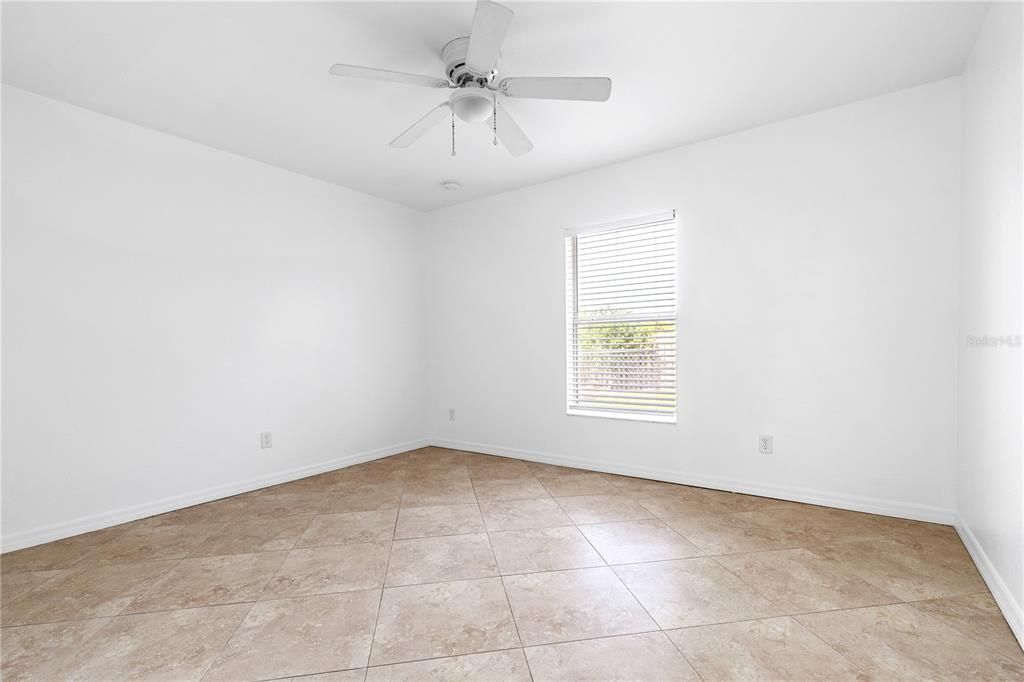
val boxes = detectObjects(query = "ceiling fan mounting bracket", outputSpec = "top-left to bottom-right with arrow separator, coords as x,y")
442,37 -> 497,87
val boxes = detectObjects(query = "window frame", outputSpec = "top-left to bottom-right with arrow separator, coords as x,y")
564,211 -> 678,424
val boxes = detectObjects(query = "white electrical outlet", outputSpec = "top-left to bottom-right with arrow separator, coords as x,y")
260,432 -> 273,449
448,408 -> 456,422
758,434 -> 773,454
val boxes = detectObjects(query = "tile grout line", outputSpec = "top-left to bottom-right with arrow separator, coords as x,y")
470,472 -> 535,682
362,645 -> 526,673
703,551 -> 810,620
196,518 -> 311,682
16,570 -> 975,634
184,520 -> 308,560
658,628 -> 708,681
1,548 -> 193,629
559,502 -> 706,679
903,600 -> 1024,666
562,513 -> 715,676
0,588 -> 948,634
577,530 -> 665,634
196,595 -> 258,680
0,535 -> 981,614
709,543 -> 906,601
511,626 -> 664,651
0,533 -> 993,629
189,474 -> 381,681
96,541 -> 205,622
0,566 -> 85,611
225,661 -> 367,682
787,613 -> 872,676
123,547 -> 292,616
364,500 -> 402,669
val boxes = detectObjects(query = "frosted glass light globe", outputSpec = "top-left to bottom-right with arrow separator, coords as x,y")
452,93 -> 493,123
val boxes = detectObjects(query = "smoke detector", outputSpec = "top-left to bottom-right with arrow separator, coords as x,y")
441,180 -> 461,191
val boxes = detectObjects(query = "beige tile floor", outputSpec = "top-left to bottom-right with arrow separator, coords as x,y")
2,446 -> 1022,681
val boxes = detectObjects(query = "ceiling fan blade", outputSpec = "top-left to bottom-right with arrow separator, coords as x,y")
499,77 -> 612,102
390,103 -> 451,148
466,0 -> 514,75
329,64 -> 449,89
491,102 -> 533,157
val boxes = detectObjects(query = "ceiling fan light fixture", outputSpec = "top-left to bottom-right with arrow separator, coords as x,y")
450,88 -> 493,123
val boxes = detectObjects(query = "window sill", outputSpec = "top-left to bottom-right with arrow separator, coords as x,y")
566,409 -> 677,424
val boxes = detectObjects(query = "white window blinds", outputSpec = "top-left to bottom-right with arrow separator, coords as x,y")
565,211 -> 677,422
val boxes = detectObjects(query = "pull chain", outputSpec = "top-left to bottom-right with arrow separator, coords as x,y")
492,94 -> 498,146
450,111 -> 456,157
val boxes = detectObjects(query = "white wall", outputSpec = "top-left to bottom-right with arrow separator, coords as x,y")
1,86 -> 427,549
425,78 -> 962,523
956,2 -> 1024,644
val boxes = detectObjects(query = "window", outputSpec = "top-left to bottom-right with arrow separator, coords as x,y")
565,211 -> 677,422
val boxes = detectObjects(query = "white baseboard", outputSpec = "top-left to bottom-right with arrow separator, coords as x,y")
430,438 -> 957,525
955,517 -> 1024,649
1,438 -> 429,553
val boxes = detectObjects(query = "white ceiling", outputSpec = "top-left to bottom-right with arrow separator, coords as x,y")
3,1 -> 987,211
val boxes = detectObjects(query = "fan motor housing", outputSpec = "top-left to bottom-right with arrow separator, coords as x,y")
442,37 -> 497,86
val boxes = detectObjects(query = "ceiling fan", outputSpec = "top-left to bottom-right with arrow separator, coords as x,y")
328,0 -> 612,157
